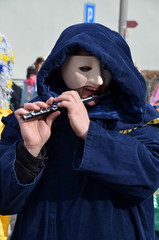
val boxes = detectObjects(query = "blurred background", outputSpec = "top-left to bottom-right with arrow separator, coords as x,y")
0,0 -> 159,100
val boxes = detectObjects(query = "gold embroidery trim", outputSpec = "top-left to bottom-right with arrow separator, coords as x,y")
119,118 -> 159,134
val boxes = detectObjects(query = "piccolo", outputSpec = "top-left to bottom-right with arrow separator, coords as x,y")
22,93 -> 107,121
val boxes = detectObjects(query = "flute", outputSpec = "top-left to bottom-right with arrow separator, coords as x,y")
22,93 -> 107,121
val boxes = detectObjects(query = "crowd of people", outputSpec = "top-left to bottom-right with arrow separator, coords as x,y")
0,23 -> 159,240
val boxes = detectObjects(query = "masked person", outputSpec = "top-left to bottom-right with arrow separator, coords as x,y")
0,23 -> 159,240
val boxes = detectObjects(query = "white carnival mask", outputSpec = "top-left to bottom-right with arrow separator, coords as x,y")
61,55 -> 112,89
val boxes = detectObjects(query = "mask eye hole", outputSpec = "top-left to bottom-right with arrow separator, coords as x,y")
79,66 -> 92,72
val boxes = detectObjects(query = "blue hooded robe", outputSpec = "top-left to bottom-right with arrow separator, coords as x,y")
1,23 -> 159,240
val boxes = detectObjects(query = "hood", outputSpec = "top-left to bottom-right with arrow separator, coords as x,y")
37,23 -> 147,123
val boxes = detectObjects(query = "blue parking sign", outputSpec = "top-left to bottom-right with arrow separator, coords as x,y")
84,3 -> 95,23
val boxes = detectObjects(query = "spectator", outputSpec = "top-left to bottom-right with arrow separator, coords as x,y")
26,57 -> 45,79
21,57 -> 45,105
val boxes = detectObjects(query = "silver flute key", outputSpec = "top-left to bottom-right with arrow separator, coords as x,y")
22,93 -> 107,121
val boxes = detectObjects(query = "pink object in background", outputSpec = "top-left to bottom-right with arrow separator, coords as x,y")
24,74 -> 37,86
150,83 -> 159,105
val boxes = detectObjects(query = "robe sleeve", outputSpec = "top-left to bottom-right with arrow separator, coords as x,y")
73,120 -> 159,202
0,114 -> 45,214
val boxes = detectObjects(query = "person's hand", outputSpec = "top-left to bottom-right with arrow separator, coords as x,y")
54,91 -> 90,139
15,97 -> 60,157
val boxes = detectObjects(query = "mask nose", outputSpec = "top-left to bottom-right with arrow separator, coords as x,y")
87,73 -> 104,87
96,75 -> 104,86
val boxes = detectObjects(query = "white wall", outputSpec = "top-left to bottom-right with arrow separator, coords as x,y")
0,0 -> 159,79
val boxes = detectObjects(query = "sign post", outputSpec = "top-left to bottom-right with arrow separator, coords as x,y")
118,0 -> 128,38
84,3 -> 95,23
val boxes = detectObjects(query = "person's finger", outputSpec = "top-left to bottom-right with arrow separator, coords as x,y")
23,102 -> 48,112
46,97 -> 54,105
54,91 -> 80,104
14,108 -> 30,121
